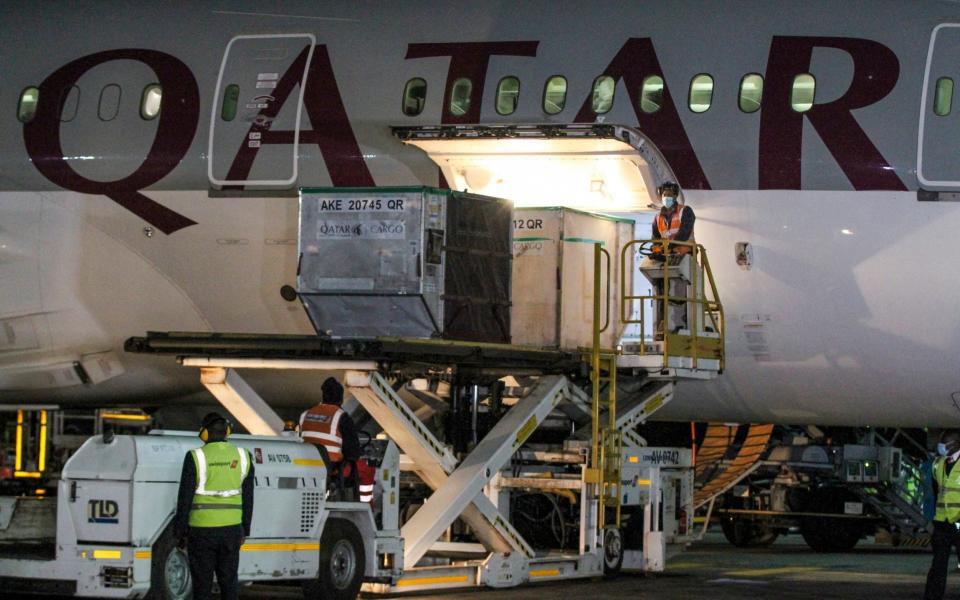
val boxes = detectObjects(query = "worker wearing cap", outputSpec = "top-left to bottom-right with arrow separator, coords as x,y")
650,181 -> 695,337
924,429 -> 960,599
651,181 -> 695,256
173,412 -> 254,600
299,377 -> 361,497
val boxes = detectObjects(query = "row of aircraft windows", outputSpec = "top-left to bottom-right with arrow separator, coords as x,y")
402,73 -> 814,117
17,74 -> 958,124
414,72 -> 960,118
16,84 -> 163,123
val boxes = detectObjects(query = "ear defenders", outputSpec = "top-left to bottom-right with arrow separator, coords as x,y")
199,413 -> 233,442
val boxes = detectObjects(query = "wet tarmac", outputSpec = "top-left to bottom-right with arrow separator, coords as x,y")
5,530 -> 944,599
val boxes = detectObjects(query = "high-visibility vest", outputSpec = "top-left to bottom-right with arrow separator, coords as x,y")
357,459 -> 376,504
300,404 -> 345,462
655,206 -> 693,254
189,442 -> 250,528
934,457 -> 960,523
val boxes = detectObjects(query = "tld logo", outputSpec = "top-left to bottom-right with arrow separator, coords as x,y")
88,499 -> 119,524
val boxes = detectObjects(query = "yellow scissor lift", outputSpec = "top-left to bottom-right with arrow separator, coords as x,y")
124,234 -> 725,592
585,238 -> 725,569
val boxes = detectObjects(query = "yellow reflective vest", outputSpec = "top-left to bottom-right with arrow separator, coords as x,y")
188,442 -> 250,528
933,456 -> 960,523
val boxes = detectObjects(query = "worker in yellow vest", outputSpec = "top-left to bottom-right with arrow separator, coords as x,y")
924,429 -> 960,599
173,413 -> 254,600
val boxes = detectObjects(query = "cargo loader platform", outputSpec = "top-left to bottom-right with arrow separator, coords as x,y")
124,332 -> 584,374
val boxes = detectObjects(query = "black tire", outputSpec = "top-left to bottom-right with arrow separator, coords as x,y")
799,487 -> 864,553
303,518 -> 365,600
146,526 -> 193,600
603,527 -> 624,575
720,516 -> 779,548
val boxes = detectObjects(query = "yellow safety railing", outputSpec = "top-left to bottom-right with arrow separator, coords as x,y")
588,243 -> 621,533
14,409 -> 47,479
619,239 -> 725,372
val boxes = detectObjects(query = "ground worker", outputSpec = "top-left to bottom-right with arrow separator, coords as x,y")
299,377 -> 362,498
650,181 -> 696,336
173,413 -> 254,600
651,181 -> 695,256
924,429 -> 960,599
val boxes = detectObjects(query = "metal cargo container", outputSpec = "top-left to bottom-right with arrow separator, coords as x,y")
298,187 -> 513,342
511,207 -> 635,350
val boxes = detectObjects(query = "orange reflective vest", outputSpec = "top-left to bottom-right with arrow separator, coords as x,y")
299,404 -> 345,462
655,206 -> 693,254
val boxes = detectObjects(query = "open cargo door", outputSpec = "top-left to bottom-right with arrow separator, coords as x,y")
393,124 -> 677,211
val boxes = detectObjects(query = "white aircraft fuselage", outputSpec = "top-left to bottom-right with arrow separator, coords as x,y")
2,1 -> 959,426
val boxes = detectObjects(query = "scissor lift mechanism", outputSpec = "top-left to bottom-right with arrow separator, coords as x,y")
153,351 -> 688,593
122,236 -> 723,593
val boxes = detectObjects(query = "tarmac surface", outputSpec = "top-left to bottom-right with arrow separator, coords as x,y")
6,530 -> 943,599
244,530 -> 937,600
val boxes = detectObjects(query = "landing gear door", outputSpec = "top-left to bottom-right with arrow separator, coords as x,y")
208,34 -> 315,188
918,24 -> 960,188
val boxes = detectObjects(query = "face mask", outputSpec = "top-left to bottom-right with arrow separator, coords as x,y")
938,442 -> 949,456
663,197 -> 676,209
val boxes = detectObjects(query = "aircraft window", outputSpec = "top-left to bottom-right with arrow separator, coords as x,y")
17,87 -> 39,123
448,77 -> 472,117
688,74 -> 713,113
403,77 -> 427,116
739,73 -> 763,113
98,84 -> 121,121
59,86 -> 80,122
934,77 -> 954,116
496,76 -> 520,115
221,84 -> 240,121
543,75 -> 567,115
791,73 -> 815,113
140,84 -> 162,120
591,75 -> 615,114
640,75 -> 664,114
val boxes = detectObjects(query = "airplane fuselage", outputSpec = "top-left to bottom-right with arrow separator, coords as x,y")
2,1 -> 960,426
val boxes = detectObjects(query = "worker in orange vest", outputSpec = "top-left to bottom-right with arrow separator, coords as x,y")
299,377 -> 363,499
651,181 -> 695,255
651,181 -> 696,337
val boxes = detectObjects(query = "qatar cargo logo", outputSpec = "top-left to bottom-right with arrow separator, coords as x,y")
88,499 -> 119,524
316,220 -> 405,240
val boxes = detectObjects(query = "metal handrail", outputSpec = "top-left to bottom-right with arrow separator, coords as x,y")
619,239 -> 725,372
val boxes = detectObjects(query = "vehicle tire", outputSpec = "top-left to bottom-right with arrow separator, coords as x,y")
603,526 -> 624,575
720,516 -> 778,548
799,487 -> 864,553
303,518 -> 365,600
146,526 -> 193,600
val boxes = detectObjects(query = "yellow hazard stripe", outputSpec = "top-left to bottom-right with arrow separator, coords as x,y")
396,575 -> 469,587
135,550 -> 152,559
529,568 -> 561,577
100,412 -> 151,421
241,542 -> 320,552
293,459 -> 326,467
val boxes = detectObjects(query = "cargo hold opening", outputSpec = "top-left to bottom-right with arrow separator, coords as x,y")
393,124 -> 677,212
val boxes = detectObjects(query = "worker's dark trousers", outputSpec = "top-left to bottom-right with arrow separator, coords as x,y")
924,520 -> 960,599
187,524 -> 244,600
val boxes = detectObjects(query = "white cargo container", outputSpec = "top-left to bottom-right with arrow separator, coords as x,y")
511,207 -> 634,350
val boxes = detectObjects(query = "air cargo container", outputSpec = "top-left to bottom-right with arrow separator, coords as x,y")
511,207 -> 634,350
298,187 -> 512,342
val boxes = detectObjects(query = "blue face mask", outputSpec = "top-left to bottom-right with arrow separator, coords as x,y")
663,197 -> 676,209
938,442 -> 949,456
